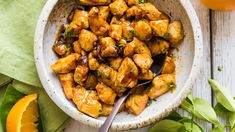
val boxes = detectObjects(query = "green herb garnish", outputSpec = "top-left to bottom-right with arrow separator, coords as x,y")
62,29 -> 73,39
130,67 -> 135,73
147,100 -> 153,106
139,0 -> 145,3
66,44 -> 72,49
163,33 -> 170,40
96,70 -> 101,77
121,37 -> 127,41
168,84 -> 176,89
129,29 -> 136,36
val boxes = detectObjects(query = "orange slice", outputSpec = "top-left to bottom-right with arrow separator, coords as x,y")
6,93 -> 39,132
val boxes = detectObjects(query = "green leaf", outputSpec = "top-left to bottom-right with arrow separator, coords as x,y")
0,0 -> 46,87
180,97 -> 194,114
0,84 -> 25,132
229,112 -> 235,131
165,112 -> 183,121
180,119 -> 204,132
193,98 -> 220,125
12,80 -> 69,132
0,74 -> 12,87
149,119 -> 186,132
209,126 -> 225,132
181,97 -> 220,126
209,79 -> 235,112
214,103 -> 230,115
0,84 -> 8,105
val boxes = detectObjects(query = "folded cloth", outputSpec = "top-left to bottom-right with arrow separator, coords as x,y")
0,0 -> 46,87
0,0 -> 69,131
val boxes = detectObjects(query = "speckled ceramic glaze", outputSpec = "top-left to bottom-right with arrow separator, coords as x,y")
34,0 -> 203,130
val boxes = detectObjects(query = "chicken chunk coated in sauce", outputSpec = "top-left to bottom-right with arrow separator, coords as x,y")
134,20 -> 152,41
147,74 -> 176,99
126,94 -> 148,115
59,72 -> 75,99
51,53 -> 80,73
167,21 -> 184,47
115,57 -> 138,88
78,29 -> 97,52
72,86 -> 102,118
162,56 -> 175,74
96,83 -> 117,104
109,0 -> 128,16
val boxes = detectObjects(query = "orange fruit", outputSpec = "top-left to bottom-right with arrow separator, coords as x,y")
6,93 -> 39,132
200,0 -> 235,11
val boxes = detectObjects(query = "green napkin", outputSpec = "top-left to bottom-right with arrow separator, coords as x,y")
0,0 -> 69,131
0,0 -> 46,87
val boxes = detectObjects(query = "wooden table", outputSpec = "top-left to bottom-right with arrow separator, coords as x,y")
64,1 -> 235,131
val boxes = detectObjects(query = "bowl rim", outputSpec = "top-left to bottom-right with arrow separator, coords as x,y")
34,0 -> 203,130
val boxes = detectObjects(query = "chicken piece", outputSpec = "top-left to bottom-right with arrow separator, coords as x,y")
138,68 -> 154,80
72,86 -> 102,118
97,64 -> 117,87
59,72 -> 75,99
126,6 -> 142,19
53,44 -> 68,56
133,54 -> 153,69
123,41 -> 135,57
96,83 -> 117,105
159,12 -> 170,21
108,57 -> 123,70
134,20 -> 152,41
74,65 -> 89,85
109,0 -> 128,16
126,94 -> 148,115
115,57 -> 138,88
66,10 -> 89,35
72,9 -> 89,29
89,8 -> 110,36
147,38 -> 169,56
122,21 -> 135,41
162,56 -> 175,74
147,74 -> 176,99
88,53 -> 99,70
100,37 -> 118,57
139,3 -> 161,21
150,20 -> 169,37
109,24 -> 122,41
132,38 -> 151,56
110,16 -> 121,25
167,21 -> 184,47
126,0 -> 139,6
100,104 -> 113,116
51,53 -> 80,73
73,41 -> 82,54
78,29 -> 97,52
98,6 -> 110,20
79,0 -> 111,6
85,74 -> 98,89
100,103 -> 125,116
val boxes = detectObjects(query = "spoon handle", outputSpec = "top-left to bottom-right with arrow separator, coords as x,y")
98,93 -> 130,132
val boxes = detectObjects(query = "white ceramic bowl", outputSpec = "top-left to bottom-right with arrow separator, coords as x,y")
34,0 -> 203,130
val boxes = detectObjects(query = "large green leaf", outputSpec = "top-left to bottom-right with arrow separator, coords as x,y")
209,79 -> 235,112
12,80 -> 69,132
0,84 -> 25,132
0,0 -> 46,87
181,96 -> 220,126
193,98 -> 220,125
149,119 -> 186,132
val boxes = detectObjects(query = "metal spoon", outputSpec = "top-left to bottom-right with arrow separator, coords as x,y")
98,54 -> 167,132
